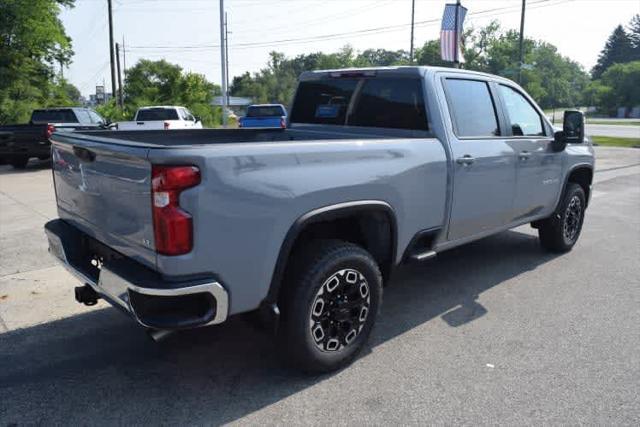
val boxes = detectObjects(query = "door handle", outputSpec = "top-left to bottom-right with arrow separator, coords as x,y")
519,151 -> 532,160
456,155 -> 475,165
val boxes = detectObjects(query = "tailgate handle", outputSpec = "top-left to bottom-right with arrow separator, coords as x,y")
73,146 -> 96,162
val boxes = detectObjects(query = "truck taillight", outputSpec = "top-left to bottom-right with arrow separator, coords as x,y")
164,121 -> 170,130
151,165 -> 200,255
280,117 -> 286,129
46,124 -> 55,139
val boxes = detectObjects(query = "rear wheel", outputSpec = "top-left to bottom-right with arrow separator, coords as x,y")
279,240 -> 382,373
9,156 -> 29,169
538,183 -> 586,252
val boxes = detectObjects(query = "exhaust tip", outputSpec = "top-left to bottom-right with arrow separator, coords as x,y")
146,328 -> 174,342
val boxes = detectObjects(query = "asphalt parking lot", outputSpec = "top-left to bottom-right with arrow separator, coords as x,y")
1,147 -> 639,425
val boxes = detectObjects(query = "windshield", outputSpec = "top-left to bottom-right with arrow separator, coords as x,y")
31,109 -> 78,124
246,106 -> 285,117
136,108 -> 179,121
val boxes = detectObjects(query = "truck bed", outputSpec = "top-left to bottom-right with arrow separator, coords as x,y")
64,126 -> 430,148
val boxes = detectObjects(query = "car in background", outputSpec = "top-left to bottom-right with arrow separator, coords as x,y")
116,106 -> 203,130
239,104 -> 287,129
0,107 -> 110,169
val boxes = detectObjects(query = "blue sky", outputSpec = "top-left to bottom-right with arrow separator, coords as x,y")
60,0 -> 640,96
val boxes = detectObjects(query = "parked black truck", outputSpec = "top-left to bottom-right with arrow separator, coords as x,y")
0,107 -> 110,169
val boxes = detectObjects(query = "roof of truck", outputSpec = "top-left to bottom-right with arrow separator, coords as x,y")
136,106 -> 185,110
299,66 -> 516,85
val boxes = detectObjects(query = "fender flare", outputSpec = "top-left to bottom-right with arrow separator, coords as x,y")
262,200 -> 398,307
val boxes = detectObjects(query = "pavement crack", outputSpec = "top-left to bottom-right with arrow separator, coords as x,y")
0,190 -> 51,221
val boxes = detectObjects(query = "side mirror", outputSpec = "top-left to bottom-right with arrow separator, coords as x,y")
194,116 -> 201,123
552,110 -> 584,152
562,110 -> 585,144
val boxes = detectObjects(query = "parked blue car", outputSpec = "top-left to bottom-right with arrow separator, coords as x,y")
239,104 -> 287,129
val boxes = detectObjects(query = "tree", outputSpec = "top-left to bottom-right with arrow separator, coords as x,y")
628,14 -> 640,60
415,40 -> 451,67
357,49 -> 409,66
0,0 -> 75,124
591,25 -> 634,78
113,59 -> 221,126
599,61 -> 640,114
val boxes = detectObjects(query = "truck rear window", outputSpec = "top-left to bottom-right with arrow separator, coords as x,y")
246,106 -> 285,117
290,77 -> 428,131
136,108 -> 179,121
31,109 -> 78,124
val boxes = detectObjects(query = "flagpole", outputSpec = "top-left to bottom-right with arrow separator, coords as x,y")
453,0 -> 460,68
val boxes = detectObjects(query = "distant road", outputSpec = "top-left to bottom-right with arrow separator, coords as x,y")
585,124 -> 639,138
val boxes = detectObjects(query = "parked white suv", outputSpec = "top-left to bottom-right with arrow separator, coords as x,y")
116,106 -> 203,130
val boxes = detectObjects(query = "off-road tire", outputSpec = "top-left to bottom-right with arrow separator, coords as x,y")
279,239 -> 382,373
538,183 -> 586,252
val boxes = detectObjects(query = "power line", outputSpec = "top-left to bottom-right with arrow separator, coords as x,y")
125,0 -> 568,53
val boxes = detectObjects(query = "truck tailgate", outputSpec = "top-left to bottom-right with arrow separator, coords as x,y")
51,133 -> 156,268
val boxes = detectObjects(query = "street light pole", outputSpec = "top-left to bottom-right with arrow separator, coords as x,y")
219,0 -> 228,127
107,0 -> 117,102
518,0 -> 526,84
409,0 -> 415,63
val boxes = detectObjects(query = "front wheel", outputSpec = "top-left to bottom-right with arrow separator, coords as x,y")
279,240 -> 382,373
538,183 -> 586,252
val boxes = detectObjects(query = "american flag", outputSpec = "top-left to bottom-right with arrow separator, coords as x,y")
440,3 -> 467,63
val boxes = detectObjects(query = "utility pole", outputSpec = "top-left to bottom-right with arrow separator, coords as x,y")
122,36 -> 127,79
409,0 -> 415,63
107,0 -> 117,101
453,0 -> 460,68
115,43 -> 123,108
518,0 -> 526,84
225,12 -> 230,106
219,0 -> 228,127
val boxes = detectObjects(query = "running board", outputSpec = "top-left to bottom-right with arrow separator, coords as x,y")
410,250 -> 437,262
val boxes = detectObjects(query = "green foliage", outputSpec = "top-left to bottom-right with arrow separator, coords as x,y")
415,40 -> 450,67
94,99 -> 131,122
0,0 -> 76,124
591,25 -> 635,78
230,22 -> 588,110
110,59 -> 222,127
598,61 -> 640,113
230,46 -> 411,105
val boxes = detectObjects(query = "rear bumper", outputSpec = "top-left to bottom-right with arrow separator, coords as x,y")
44,219 -> 228,329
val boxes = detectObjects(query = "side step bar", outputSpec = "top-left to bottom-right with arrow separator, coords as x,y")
410,250 -> 437,262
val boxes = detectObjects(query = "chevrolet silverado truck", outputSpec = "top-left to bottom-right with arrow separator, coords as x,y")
116,106 -> 203,131
0,107 -> 110,168
45,67 -> 594,372
238,104 -> 287,129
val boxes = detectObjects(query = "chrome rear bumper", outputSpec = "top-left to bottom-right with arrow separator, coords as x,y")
45,219 -> 228,329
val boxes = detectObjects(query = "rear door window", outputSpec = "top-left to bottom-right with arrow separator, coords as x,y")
444,79 -> 500,137
349,78 -> 427,130
75,110 -> 92,124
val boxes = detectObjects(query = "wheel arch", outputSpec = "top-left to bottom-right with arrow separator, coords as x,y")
263,200 -> 398,309
565,164 -> 593,207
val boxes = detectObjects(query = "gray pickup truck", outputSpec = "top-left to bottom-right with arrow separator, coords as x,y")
45,66 -> 594,372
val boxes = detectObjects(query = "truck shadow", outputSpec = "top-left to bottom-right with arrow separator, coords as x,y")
0,229 -> 559,424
